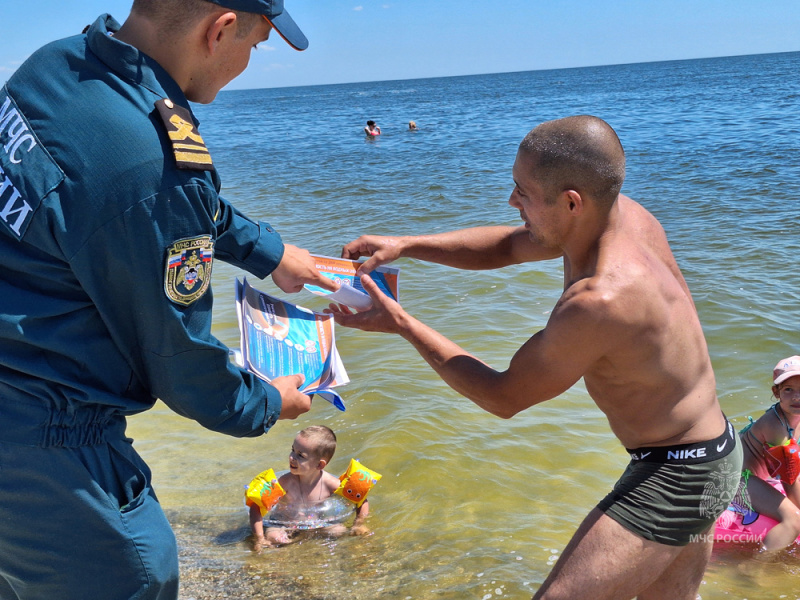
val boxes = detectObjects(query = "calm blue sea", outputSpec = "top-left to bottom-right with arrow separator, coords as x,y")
133,52 -> 800,599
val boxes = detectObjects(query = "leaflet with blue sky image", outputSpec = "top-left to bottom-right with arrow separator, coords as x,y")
234,278 -> 348,411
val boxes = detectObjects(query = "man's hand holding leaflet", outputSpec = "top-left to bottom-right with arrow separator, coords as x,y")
304,254 -> 399,309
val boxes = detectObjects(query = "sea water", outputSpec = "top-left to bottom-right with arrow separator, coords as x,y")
128,51 -> 800,598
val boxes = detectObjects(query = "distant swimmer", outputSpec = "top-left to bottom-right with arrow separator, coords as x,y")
408,120 -> 417,131
364,120 -> 381,137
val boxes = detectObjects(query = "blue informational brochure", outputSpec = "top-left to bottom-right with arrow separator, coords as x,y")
234,278 -> 349,411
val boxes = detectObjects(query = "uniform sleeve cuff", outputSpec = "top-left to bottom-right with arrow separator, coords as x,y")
262,381 -> 282,432
245,222 -> 285,279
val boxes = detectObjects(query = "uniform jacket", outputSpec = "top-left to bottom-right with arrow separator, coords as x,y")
0,15 -> 285,441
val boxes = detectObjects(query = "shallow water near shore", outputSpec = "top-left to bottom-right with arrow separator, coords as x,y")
128,51 -> 800,598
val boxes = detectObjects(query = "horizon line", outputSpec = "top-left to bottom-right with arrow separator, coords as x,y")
226,48 -> 800,94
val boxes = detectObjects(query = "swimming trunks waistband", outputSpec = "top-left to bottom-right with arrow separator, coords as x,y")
626,418 -> 736,465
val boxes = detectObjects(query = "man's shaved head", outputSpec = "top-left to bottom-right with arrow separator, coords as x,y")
519,115 -> 626,208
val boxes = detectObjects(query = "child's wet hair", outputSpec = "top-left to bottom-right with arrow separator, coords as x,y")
298,425 -> 337,462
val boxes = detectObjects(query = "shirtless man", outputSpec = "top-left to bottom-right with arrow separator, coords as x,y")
328,116 -> 742,599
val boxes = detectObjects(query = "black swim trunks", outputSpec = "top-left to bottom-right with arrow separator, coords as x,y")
597,419 -> 743,546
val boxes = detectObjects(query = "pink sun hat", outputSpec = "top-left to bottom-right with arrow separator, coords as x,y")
773,356 -> 800,385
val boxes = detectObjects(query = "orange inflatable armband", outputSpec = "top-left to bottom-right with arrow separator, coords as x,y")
766,439 -> 800,485
245,468 -> 286,517
335,459 -> 381,508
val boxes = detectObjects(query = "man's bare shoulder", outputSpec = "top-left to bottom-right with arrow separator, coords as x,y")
618,194 -> 664,232
557,260 -> 653,331
545,275 -> 638,364
589,198 -> 690,325
617,196 -> 680,269
557,276 -> 617,318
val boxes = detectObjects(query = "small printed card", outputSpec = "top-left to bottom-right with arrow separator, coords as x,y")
304,254 -> 400,310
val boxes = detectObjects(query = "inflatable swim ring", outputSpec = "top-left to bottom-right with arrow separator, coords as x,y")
714,477 -> 800,545
265,494 -> 354,531
246,461 -> 380,531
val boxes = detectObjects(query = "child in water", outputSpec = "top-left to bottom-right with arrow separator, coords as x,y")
739,355 -> 800,551
250,425 -> 370,550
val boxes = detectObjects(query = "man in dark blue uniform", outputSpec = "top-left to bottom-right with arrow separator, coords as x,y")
0,1 -> 333,598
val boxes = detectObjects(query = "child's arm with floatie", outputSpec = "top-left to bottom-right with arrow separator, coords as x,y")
351,499 -> 370,536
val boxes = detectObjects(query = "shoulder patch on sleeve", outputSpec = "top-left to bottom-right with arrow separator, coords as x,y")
0,85 -> 64,240
164,235 -> 214,306
155,99 -> 214,171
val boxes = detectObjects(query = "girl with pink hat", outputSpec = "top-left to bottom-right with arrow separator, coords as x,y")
738,355 -> 800,550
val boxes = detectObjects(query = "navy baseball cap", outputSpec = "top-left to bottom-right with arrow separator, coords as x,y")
207,0 -> 308,51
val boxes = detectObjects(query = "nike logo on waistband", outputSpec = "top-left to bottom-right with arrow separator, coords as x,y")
716,440 -> 728,452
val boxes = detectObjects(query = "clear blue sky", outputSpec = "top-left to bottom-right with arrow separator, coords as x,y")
2,1 -> 799,90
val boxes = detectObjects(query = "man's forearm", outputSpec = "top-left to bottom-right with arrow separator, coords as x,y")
399,227 -> 519,270
401,226 -> 558,270
397,312 -> 523,418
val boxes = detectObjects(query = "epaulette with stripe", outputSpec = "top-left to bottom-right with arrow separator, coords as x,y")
154,98 -> 214,171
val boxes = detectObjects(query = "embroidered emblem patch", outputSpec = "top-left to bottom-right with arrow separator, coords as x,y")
164,236 -> 214,306
154,98 -> 214,171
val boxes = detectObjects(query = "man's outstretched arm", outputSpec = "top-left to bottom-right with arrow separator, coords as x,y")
342,226 -> 563,275
329,274 -> 611,418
